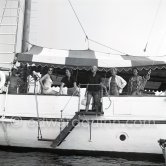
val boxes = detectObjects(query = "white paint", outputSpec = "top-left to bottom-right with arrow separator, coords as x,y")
0,94 -> 166,154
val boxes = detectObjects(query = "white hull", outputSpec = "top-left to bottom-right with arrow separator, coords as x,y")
0,94 -> 166,155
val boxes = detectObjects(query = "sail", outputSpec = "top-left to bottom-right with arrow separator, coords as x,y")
17,45 -> 166,71
0,0 -> 25,70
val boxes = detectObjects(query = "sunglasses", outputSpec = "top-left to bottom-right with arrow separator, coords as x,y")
48,69 -> 53,71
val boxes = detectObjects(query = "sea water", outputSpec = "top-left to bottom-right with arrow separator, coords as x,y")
0,150 -> 164,166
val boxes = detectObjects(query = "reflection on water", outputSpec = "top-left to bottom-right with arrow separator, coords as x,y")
0,150 -> 164,166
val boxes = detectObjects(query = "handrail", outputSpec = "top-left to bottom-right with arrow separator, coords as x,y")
34,79 -> 42,139
2,82 -> 9,118
79,83 -> 112,111
79,83 -> 102,86
79,83 -> 104,112
59,87 -> 79,134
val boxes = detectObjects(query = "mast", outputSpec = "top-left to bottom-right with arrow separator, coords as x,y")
22,0 -> 31,52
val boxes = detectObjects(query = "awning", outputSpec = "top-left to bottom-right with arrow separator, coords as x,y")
17,45 -> 166,71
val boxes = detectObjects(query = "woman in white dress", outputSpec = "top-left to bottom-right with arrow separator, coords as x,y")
39,68 -> 58,95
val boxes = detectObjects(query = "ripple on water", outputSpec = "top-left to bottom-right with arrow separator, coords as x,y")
0,151 -> 164,166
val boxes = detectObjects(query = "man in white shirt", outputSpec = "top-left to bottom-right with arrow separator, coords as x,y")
108,68 -> 126,95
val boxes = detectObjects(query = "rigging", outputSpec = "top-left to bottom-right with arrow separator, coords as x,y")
68,0 -> 128,55
143,0 -> 162,52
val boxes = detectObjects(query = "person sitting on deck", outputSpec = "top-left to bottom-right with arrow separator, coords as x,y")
85,66 -> 106,112
8,66 -> 22,94
39,67 -> 58,95
108,68 -> 127,96
127,68 -> 151,96
59,68 -> 79,96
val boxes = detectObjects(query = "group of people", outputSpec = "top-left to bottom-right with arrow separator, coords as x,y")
0,66 -> 26,94
84,66 -> 151,112
39,67 -> 79,96
0,65 -> 151,112
108,67 -> 151,96
38,65 -> 151,112
39,66 -> 151,96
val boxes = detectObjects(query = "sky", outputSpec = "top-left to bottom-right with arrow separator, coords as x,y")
29,0 -> 166,57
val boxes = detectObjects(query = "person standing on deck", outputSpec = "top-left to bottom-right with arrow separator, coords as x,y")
8,67 -> 22,94
85,66 -> 105,112
127,68 -> 151,96
108,68 -> 127,96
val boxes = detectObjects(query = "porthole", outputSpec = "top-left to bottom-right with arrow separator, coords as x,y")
116,132 -> 128,142
119,134 -> 126,141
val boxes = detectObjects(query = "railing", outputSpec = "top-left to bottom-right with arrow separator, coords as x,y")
78,83 -> 104,113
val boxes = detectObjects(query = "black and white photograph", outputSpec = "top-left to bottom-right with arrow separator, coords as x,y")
0,0 -> 166,165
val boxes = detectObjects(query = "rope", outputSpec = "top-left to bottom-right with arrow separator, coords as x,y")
67,0 -> 129,55
1,69 -> 11,145
143,0 -> 162,52
105,89 -> 112,110
34,79 -> 43,139
2,82 -> 9,118
68,0 -> 89,48
88,38 -> 127,55
1,58 -> 19,118
61,88 -> 78,112
0,65 -> 11,145
59,88 -> 79,135
2,69 -> 12,118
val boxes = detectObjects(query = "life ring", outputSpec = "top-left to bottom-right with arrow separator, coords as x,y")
0,71 -> 6,90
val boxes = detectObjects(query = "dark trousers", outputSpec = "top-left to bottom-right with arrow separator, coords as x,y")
86,91 -> 101,112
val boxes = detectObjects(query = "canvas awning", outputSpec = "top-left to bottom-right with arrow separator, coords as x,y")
17,45 -> 166,71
